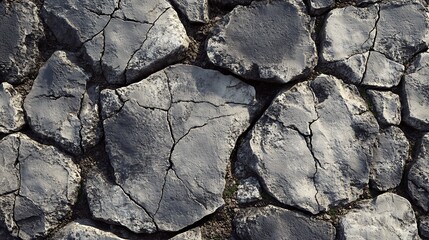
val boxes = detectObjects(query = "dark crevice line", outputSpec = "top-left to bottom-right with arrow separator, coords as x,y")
77,91 -> 86,154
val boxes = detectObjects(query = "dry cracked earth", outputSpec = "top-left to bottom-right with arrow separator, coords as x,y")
2,0 -> 429,239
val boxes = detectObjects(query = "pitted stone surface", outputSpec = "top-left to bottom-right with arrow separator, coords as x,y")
24,51 -> 101,155
0,133 -> 81,239
370,126 -> 409,191
0,1 -> 43,84
0,83 -> 25,134
367,90 -> 401,126
101,64 -> 256,232
236,177 -> 262,204
42,0 -> 189,85
238,74 -> 379,214
171,0 -> 208,23
207,0 -> 317,83
339,193 -> 420,240
234,206 -> 335,240
53,220 -> 125,240
402,52 -> 429,131
408,134 -> 429,212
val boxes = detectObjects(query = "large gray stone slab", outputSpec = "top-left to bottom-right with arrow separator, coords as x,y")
207,0 -> 317,83
43,0 -> 189,85
339,193 -> 420,240
234,206 -> 335,240
367,90 -> 401,126
101,64 -> 256,232
0,1 -> 43,84
408,134 -> 429,212
361,51 -> 404,88
24,51 -> 101,155
0,83 -> 24,134
238,74 -> 379,214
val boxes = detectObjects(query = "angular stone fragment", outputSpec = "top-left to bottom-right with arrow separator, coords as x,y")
361,51 -> 404,88
85,172 -> 156,233
402,52 -> 429,131
375,1 -> 429,63
170,227 -> 202,240
408,134 -> 429,212
339,193 -> 419,240
24,51 -> 101,155
171,0 -> 208,23
101,65 -> 256,231
0,135 -> 20,196
236,177 -> 262,204
0,1 -> 43,84
207,1 -> 317,83
52,220 -> 125,240
370,126 -> 409,191
0,83 -> 24,134
367,90 -> 401,126
238,75 -> 379,214
234,206 -> 335,240
43,0 -> 189,85
307,0 -> 334,15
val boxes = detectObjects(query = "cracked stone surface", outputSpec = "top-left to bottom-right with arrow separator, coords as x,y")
171,0 -> 208,23
207,0 -> 317,83
236,177 -> 262,204
367,90 -> 401,126
408,133 -> 429,212
402,51 -> 429,131
24,51 -> 101,155
370,126 -> 409,191
234,205 -> 335,240
238,74 -> 379,214
101,64 -> 256,232
85,171 -> 156,233
339,193 -> 420,240
361,51 -> 405,88
307,0 -> 334,15
0,1 -> 43,84
0,83 -> 25,134
52,220 -> 125,240
0,133 -> 81,239
42,0 -> 189,85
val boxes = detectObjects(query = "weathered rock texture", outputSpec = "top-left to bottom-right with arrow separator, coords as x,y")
0,83 -> 25,134
408,133 -> 429,212
207,0 -> 317,83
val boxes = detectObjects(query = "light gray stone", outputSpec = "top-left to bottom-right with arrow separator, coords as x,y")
52,220 -> 125,240
307,0 -> 334,15
236,177 -> 262,204
0,83 -> 24,134
0,1 -> 43,84
209,0 -> 252,7
361,51 -> 404,88
207,0 -> 317,83
0,194 -> 18,239
375,1 -> 429,63
323,52 -> 369,85
408,134 -> 429,212
367,90 -> 401,126
402,52 -> 429,131
85,172 -> 156,233
320,5 -> 378,62
171,0 -> 208,23
339,193 -> 420,240
238,75 -> 379,214
370,126 -> 409,191
170,227 -> 202,240
234,206 -> 335,240
43,0 -> 189,85
24,51 -> 101,155
0,135 -> 20,196
101,64 -> 256,232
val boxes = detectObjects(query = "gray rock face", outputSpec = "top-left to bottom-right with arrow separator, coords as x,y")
307,0 -> 334,15
0,83 -> 24,134
402,52 -> 429,131
170,227 -> 202,240
85,172 -> 156,233
418,216 -> 429,239
367,90 -> 401,126
0,1 -> 43,84
0,133 -> 81,239
171,0 -> 208,23
238,74 -> 379,214
52,220 -> 125,240
0,194 -> 17,239
339,193 -> 420,240
42,0 -> 189,85
207,1 -> 317,83
209,0 -> 252,7
101,64 -> 256,231
408,134 -> 429,212
361,51 -> 404,88
24,51 -> 101,155
370,126 -> 409,191
234,206 -> 335,240
236,177 -> 262,204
